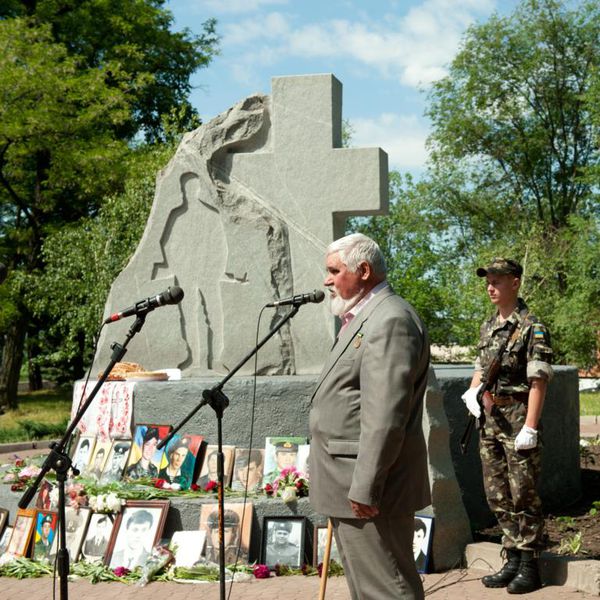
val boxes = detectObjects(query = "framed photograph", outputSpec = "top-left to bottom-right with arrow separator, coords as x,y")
312,524 -> 341,567
231,448 -> 265,492
33,510 -> 59,561
263,436 -> 307,485
0,526 -> 13,555
6,508 -> 36,557
169,530 -> 207,567
413,515 -> 434,574
105,500 -> 170,569
49,506 -> 92,563
80,512 -> 116,563
86,439 -> 112,480
71,435 -> 96,475
0,508 -> 8,537
261,516 -> 305,569
157,433 -> 203,491
100,438 -> 132,483
124,424 -> 171,481
199,501 -> 253,565
197,445 -> 235,488
36,479 -> 56,511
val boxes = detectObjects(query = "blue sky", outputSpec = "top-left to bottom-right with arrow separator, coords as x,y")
168,0 -> 520,175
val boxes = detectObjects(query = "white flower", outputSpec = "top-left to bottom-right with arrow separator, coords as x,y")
105,493 -> 122,512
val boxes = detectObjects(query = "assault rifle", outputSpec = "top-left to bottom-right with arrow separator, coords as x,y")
460,318 -> 520,455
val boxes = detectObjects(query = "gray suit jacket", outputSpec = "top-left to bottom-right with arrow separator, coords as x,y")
309,284 -> 431,518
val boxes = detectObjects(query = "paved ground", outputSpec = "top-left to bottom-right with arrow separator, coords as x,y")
1,566 -> 598,599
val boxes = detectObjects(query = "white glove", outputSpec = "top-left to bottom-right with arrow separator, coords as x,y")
461,384 -> 483,418
515,425 -> 538,450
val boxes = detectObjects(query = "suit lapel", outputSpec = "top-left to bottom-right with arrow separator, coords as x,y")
312,285 -> 394,399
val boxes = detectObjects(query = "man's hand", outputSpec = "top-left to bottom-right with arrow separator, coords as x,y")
515,425 -> 538,450
350,500 -> 379,519
461,384 -> 483,418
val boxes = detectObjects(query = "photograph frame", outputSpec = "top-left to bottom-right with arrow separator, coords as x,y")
33,509 -> 59,561
71,435 -> 96,475
261,516 -> 306,570
170,530 -> 207,567
124,423 -> 172,481
49,506 -> 92,563
104,499 -> 170,569
7,508 -> 37,558
312,524 -> 341,567
100,438 -> 132,483
413,514 -> 434,574
80,512 -> 117,564
0,507 -> 8,537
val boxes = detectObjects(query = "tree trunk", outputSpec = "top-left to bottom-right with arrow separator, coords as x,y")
26,332 -> 43,391
0,315 -> 27,411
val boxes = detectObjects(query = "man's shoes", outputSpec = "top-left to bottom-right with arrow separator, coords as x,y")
482,548 -> 520,588
507,550 -> 542,594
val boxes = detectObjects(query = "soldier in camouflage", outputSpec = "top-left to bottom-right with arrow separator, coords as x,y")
461,258 -> 553,595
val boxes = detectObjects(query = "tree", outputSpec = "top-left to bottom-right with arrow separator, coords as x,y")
0,5 -> 219,408
1,0 -> 219,141
423,0 -> 600,365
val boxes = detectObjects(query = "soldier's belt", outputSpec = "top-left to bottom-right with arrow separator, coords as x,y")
490,392 -> 529,406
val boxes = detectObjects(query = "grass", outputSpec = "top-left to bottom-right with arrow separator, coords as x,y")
580,391 -> 600,417
0,388 -> 72,444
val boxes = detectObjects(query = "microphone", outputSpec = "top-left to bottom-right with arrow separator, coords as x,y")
0,263 -> 6,285
266,290 -> 325,307
104,286 -> 184,324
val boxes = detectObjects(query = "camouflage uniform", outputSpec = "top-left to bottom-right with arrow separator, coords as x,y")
476,298 -> 553,551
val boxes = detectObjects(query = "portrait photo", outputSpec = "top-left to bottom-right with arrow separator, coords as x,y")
100,438 -> 132,483
80,512 -> 116,563
106,500 -> 169,570
263,436 -> 307,484
0,508 -> 8,537
170,530 -> 206,567
197,445 -> 235,488
313,524 -> 341,567
199,501 -> 253,565
35,479 -> 56,511
6,508 -> 36,557
262,516 -> 305,569
33,510 -> 58,561
71,435 -> 96,475
413,515 -> 434,574
49,506 -> 92,563
231,448 -> 264,492
86,439 -> 112,480
0,526 -> 13,555
124,424 -> 171,481
157,434 -> 202,491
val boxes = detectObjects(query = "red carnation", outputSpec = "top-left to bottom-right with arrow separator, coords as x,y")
204,480 -> 217,492
191,483 -> 199,491
154,479 -> 166,489
253,564 -> 271,579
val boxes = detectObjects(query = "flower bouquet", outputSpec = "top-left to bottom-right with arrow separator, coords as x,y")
264,467 -> 309,503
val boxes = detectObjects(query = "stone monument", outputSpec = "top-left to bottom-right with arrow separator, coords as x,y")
89,73 -> 475,570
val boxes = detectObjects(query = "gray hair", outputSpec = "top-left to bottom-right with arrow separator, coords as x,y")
327,233 -> 386,277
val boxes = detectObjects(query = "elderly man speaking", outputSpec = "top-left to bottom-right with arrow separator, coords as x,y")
309,232 -> 431,600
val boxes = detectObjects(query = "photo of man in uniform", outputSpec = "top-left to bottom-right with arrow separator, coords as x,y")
109,509 -> 155,570
231,449 -> 264,492
126,426 -> 160,480
33,513 -> 56,561
200,502 -> 252,565
101,441 -> 131,483
263,520 -> 302,568
263,438 -> 304,484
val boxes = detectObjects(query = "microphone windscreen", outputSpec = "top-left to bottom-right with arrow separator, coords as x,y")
313,290 -> 325,303
167,286 -> 184,304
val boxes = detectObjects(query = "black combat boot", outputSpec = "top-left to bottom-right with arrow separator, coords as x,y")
481,548 -> 520,588
507,550 -> 542,594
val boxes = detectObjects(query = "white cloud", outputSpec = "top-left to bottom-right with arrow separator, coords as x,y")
201,0 -> 288,14
220,0 -> 497,89
351,113 -> 430,171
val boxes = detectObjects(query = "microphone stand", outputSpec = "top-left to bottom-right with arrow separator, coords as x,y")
18,314 -> 149,600
159,304 -> 302,600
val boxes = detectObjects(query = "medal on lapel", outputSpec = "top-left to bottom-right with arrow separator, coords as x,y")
353,333 -> 363,349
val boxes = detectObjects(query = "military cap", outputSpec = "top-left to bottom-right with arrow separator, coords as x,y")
274,441 -> 298,453
41,514 -> 53,525
476,257 -> 523,278
113,443 -> 129,455
142,427 -> 159,444
207,509 -> 239,529
272,521 -> 292,533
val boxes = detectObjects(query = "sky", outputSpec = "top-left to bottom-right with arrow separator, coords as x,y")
168,0 -> 521,176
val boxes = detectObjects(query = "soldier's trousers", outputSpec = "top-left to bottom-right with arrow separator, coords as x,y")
479,402 -> 544,551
